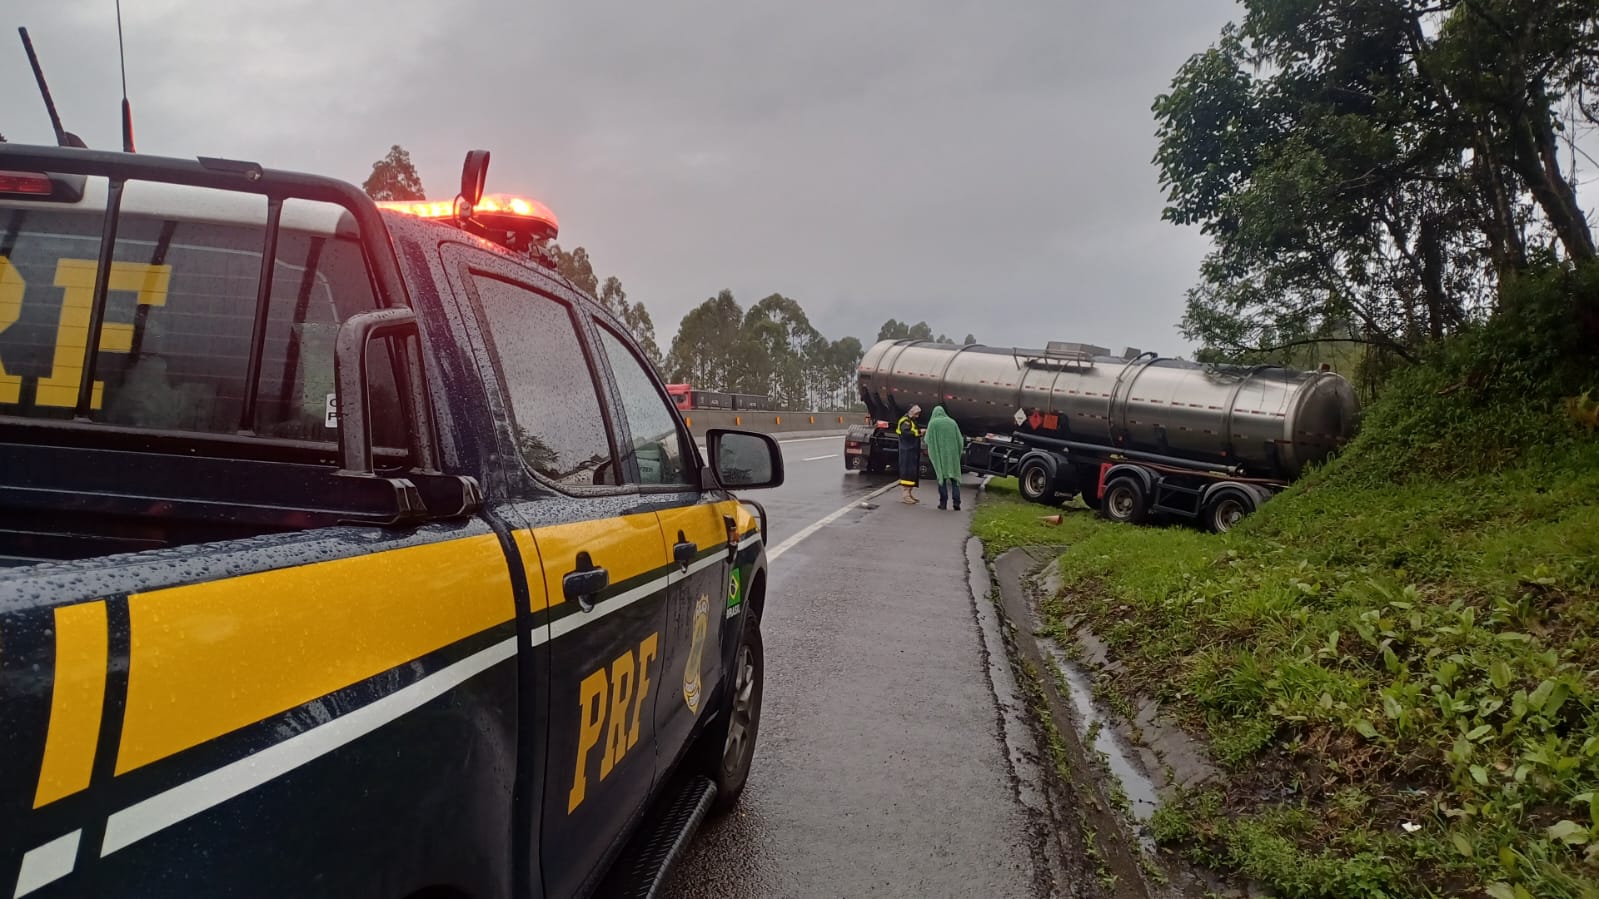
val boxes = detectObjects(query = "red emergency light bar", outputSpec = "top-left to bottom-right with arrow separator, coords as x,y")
373,151 -> 560,259
377,193 -> 560,247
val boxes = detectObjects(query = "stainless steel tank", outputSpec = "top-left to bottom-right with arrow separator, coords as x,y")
857,339 -> 1360,480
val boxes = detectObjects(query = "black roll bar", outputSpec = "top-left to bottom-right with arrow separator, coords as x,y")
0,143 -> 438,480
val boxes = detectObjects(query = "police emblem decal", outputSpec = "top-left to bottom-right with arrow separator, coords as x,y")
683,595 -> 710,713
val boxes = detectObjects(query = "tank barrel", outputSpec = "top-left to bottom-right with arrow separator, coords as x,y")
856,338 -> 1360,480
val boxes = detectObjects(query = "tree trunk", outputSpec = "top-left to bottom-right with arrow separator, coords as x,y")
1419,213 -> 1448,341
1475,133 -> 1528,275
1507,83 -> 1597,262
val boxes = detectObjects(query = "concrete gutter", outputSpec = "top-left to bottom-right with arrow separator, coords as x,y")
971,525 -> 1230,897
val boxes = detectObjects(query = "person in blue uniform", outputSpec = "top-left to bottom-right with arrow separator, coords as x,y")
895,405 -> 923,504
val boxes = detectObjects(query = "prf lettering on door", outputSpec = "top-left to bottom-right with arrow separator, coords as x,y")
568,632 -> 659,813
0,257 -> 172,408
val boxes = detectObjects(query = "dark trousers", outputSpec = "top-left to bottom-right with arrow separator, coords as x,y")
897,442 -> 920,485
937,478 -> 961,508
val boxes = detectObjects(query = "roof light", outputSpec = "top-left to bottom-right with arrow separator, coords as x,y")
376,198 -> 461,219
377,192 -> 559,247
0,171 -> 54,196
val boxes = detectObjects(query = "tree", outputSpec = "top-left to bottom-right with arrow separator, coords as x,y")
740,294 -> 822,407
620,298 -> 664,374
1155,0 -> 1599,362
667,290 -> 744,388
827,336 -> 865,410
548,245 -> 599,298
876,319 -> 937,342
963,334 -> 977,345
361,145 -> 426,201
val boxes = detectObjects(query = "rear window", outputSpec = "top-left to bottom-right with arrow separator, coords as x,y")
0,196 -> 403,446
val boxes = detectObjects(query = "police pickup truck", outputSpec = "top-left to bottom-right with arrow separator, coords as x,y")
0,143 -> 781,899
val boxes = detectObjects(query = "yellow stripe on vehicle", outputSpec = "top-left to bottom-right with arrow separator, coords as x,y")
656,503 -> 735,552
116,534 -> 515,775
34,600 -> 109,808
529,513 -> 666,609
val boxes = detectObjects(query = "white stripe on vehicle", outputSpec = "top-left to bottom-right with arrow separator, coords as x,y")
80,539 -> 763,864
13,830 -> 80,898
100,636 -> 518,858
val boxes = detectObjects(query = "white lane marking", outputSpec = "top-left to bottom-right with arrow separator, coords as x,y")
100,636 -> 518,858
14,830 -> 80,898
767,482 -> 898,563
802,454 -> 839,462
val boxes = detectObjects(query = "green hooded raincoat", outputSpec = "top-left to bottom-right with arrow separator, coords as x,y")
924,406 -> 963,482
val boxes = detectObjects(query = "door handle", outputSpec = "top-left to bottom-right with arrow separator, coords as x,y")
673,538 -> 697,571
564,551 -> 609,612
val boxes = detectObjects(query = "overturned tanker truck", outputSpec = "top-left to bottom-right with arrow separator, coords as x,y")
846,339 -> 1361,531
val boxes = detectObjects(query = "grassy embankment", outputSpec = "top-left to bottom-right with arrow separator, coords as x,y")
973,274 -> 1599,898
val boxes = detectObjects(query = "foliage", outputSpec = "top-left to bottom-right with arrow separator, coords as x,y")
361,145 -> 426,202
970,477 -> 1077,555
978,319 -> 1599,894
1154,0 -> 1599,366
663,291 -> 869,410
546,245 -> 664,373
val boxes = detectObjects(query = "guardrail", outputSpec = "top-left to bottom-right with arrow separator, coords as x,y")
681,410 -> 869,435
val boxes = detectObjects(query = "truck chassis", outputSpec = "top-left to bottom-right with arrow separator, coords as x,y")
852,424 -> 1283,533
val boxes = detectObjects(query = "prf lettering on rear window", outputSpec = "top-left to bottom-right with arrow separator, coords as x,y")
567,632 -> 659,813
0,257 -> 172,408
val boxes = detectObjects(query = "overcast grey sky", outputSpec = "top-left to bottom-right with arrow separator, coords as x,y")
3,0 -> 1241,356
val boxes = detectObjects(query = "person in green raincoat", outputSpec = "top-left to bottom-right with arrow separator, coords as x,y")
924,406 -> 964,510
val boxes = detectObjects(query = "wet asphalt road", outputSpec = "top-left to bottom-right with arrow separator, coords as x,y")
664,435 -> 1047,899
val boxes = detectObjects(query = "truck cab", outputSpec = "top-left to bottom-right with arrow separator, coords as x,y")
0,143 -> 780,898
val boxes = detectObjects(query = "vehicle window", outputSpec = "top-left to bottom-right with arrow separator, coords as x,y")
0,203 -> 404,448
595,324 -> 691,486
469,274 -> 618,487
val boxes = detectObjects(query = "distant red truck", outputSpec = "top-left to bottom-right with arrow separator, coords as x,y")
667,384 -> 770,413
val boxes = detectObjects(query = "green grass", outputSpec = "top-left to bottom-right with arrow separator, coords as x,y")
973,401 -> 1599,896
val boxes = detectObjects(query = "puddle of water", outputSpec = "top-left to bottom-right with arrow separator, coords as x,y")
1042,641 -> 1162,844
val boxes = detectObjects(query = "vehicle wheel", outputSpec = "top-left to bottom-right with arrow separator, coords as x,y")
1099,476 -> 1149,525
1017,457 -> 1058,505
705,618 -> 764,814
1204,489 -> 1254,533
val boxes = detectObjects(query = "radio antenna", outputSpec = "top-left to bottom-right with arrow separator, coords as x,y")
18,27 -> 87,148
116,0 -> 135,152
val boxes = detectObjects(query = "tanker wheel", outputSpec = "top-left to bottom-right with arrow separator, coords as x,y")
1017,458 -> 1058,505
1204,489 -> 1255,534
1100,477 -> 1150,525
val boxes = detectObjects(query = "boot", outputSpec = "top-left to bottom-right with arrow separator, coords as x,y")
908,488 -> 920,504
901,485 -> 916,504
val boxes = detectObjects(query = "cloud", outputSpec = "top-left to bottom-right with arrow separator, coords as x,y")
3,0 -> 1244,357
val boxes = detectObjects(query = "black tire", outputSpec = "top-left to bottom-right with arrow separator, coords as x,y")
1204,489 -> 1255,533
1017,457 -> 1058,505
1099,476 -> 1150,525
704,618 -> 764,814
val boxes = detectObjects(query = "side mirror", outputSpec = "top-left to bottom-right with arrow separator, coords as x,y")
706,429 -> 784,490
